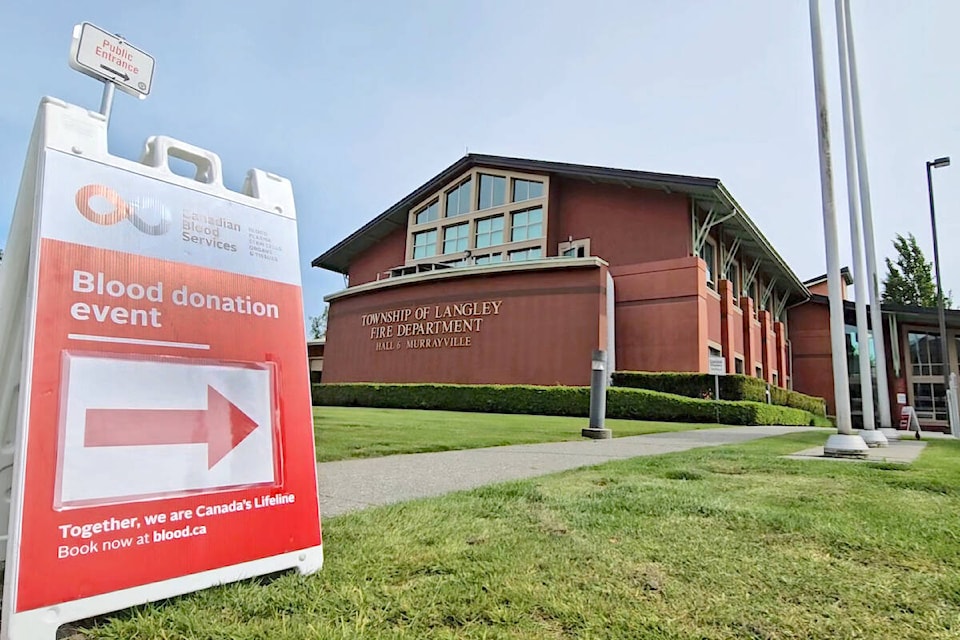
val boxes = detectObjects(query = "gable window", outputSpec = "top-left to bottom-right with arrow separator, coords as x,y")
511,207 -> 543,242
702,239 -> 717,289
414,200 -> 439,225
445,179 -> 472,218
412,229 -> 437,259
508,247 -> 542,262
513,178 -> 544,202
405,170 -> 549,270
478,174 -> 506,210
475,215 -> 504,249
442,223 -> 469,254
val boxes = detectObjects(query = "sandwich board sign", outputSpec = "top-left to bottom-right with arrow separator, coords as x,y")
0,98 -> 322,639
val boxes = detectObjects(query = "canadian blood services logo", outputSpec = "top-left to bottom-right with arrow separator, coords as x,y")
75,184 -> 171,235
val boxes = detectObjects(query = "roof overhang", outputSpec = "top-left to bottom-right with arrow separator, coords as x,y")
692,182 -> 808,304
805,295 -> 960,329
312,154 -> 810,304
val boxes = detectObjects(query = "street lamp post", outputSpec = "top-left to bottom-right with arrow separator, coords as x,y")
926,156 -> 951,421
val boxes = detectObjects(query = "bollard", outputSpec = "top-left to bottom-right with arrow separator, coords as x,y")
582,349 -> 612,439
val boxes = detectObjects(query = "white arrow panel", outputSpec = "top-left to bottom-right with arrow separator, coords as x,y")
56,353 -> 276,508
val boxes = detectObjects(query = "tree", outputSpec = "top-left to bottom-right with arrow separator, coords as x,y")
308,305 -> 328,340
882,233 -> 952,308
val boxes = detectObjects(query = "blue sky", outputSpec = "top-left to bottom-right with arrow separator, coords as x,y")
2,0 -> 959,323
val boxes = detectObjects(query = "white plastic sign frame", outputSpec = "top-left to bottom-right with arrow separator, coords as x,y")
0,97 -> 322,640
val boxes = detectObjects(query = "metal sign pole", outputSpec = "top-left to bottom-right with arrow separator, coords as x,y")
99,81 -> 115,122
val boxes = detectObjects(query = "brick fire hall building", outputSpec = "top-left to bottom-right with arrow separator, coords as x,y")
313,154 -> 959,431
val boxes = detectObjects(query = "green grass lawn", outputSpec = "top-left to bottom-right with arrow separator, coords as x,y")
84,432 -> 960,639
313,406 -> 738,462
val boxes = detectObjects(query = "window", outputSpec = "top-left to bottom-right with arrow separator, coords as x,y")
913,382 -> 948,421
442,223 -> 469,254
735,358 -> 745,374
908,331 -> 948,421
412,229 -> 437,259
475,215 -> 504,249
772,372 -> 779,387
445,179 -> 472,217
755,365 -> 763,378
731,263 -> 741,303
513,178 -> 544,202
478,174 -> 506,210
702,240 -> 716,289
909,331 -> 943,377
414,200 -> 439,225
475,253 -> 502,265
511,207 -> 543,242
508,247 -> 542,262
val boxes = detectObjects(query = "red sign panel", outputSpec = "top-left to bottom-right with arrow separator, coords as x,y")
9,147 -> 321,616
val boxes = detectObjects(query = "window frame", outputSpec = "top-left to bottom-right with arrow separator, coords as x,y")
405,168 -> 549,268
510,206 -> 544,243
730,261 -> 742,305
477,174 -> 507,211
411,229 -> 438,260
413,200 -> 439,226
444,178 -> 473,219
475,214 -> 505,250
512,177 -> 545,203
442,222 -> 470,255
702,237 -> 718,290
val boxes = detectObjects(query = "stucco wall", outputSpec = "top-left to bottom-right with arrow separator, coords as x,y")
324,262 -> 608,386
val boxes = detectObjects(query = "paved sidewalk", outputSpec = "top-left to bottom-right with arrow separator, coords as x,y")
316,425 -> 821,518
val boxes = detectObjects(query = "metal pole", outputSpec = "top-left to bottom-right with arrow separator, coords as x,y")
808,0 -> 866,456
844,0 -> 892,430
99,81 -> 116,123
927,162 -> 950,397
582,350 -> 611,439
835,0 -> 884,446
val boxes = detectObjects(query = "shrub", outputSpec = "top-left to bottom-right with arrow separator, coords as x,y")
610,372 -> 826,416
312,383 -> 829,427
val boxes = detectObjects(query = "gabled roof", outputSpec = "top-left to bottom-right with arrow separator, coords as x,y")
803,267 -> 853,287
311,154 -> 809,301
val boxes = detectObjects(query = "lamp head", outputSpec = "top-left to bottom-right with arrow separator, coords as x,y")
930,157 -> 951,169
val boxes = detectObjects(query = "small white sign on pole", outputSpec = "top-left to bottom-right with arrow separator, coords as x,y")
68,22 -> 155,98
708,356 -> 727,377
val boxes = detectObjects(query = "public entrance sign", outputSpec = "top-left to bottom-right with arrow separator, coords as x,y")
0,99 -> 322,639
69,22 -> 156,98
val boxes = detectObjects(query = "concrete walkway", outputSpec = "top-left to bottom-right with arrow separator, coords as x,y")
316,425 -> 821,518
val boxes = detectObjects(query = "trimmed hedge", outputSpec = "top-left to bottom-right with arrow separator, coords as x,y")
312,383 -> 831,427
610,371 -> 827,417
